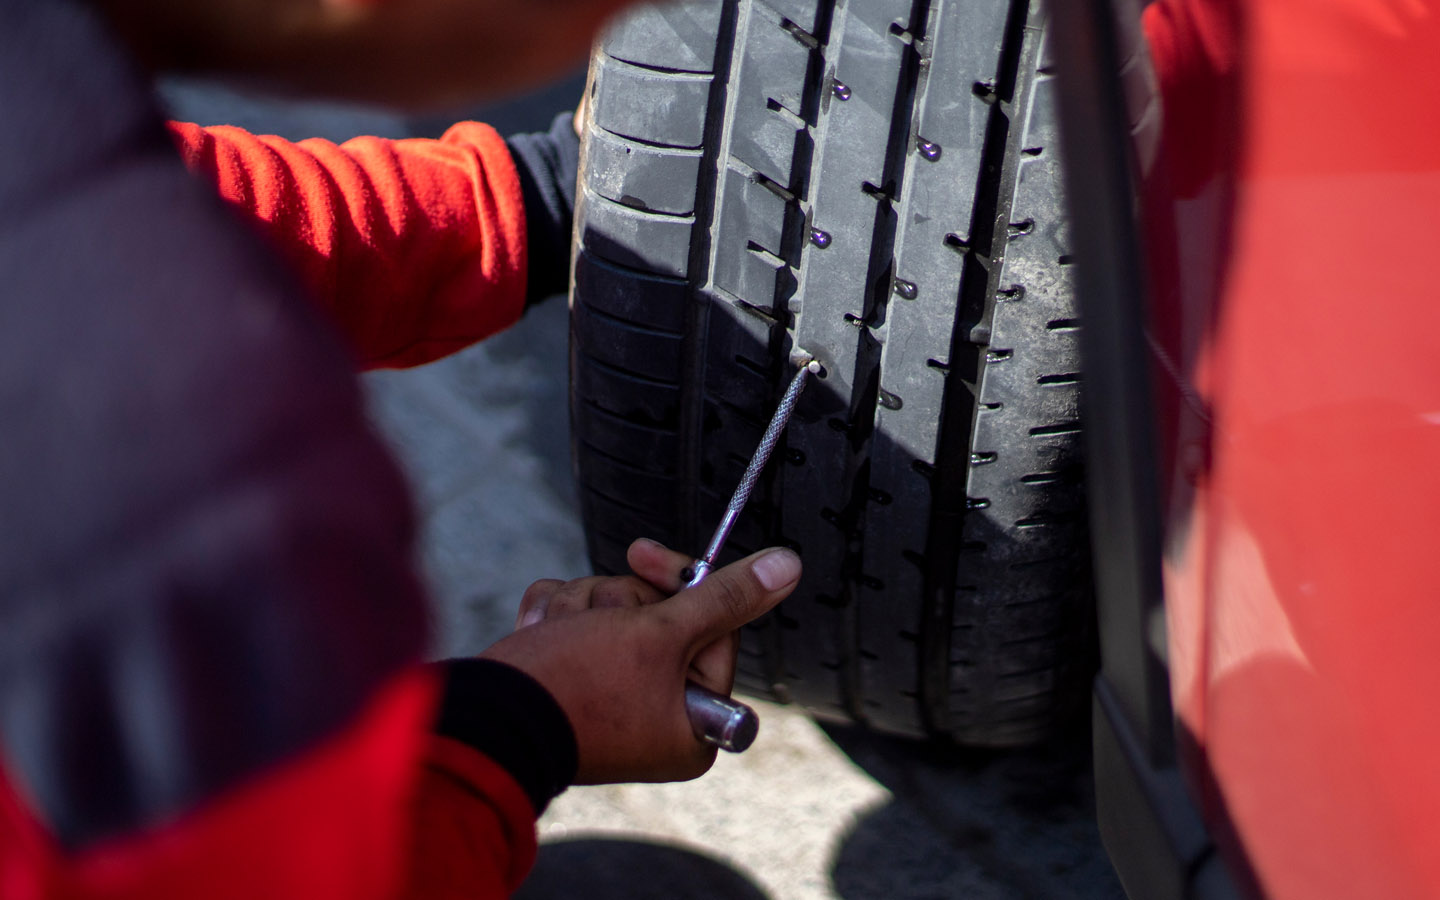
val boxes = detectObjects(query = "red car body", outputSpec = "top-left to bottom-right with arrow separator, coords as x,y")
1146,0 -> 1440,895
1054,0 -> 1440,896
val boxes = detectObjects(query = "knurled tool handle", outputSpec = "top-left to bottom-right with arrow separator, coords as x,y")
681,361 -> 813,753
685,681 -> 759,752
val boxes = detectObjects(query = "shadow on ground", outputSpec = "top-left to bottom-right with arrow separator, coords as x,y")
516,838 -> 772,900
823,720 -> 1122,899
524,711 -> 1122,900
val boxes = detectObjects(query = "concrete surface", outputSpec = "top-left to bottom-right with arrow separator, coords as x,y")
164,77 -> 1126,900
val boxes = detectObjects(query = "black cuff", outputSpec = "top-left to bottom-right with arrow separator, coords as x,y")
506,112 -> 581,307
432,658 -> 578,816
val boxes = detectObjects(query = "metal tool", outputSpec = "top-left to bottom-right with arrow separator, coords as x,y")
683,356 -> 819,752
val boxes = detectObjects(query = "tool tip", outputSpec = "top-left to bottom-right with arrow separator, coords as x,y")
790,350 -> 823,377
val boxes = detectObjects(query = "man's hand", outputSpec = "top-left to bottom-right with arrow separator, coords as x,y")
511,538 -> 693,628
482,541 -> 801,784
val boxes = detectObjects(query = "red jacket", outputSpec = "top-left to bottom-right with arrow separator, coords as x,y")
0,1 -> 569,896
165,120 -> 531,370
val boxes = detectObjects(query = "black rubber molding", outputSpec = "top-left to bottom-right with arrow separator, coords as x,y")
569,0 -> 1093,745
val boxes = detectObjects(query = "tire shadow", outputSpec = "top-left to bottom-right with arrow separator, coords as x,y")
515,837 -> 772,900
818,720 -> 1124,900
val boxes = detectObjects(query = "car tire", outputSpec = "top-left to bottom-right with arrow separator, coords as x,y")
569,0 -> 1092,745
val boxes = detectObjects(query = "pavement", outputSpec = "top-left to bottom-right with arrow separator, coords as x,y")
163,75 -> 1126,900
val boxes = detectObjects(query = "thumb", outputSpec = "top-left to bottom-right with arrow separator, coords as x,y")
665,547 -> 802,650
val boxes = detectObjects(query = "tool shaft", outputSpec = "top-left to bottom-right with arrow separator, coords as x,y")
690,364 -> 810,581
684,361 -> 812,752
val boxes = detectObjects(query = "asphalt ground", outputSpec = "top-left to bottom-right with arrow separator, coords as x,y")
162,75 -> 1126,900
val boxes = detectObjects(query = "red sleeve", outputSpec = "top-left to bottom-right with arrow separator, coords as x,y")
402,738 -> 540,899
167,121 -> 529,370
0,671 -> 540,900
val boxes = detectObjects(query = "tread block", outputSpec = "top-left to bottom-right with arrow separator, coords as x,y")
571,295 -> 683,382
755,0 -> 821,34
981,597 -> 1081,638
962,641 -> 1068,687
576,446 -> 677,512
701,440 -> 752,493
709,294 -> 775,350
713,166 -> 790,306
573,400 -> 679,475
578,187 -> 694,277
727,0 -> 814,188
953,520 -> 1087,580
844,0 -> 916,37
729,105 -> 804,188
947,692 -> 1057,726
592,56 -> 712,149
704,368 -> 771,425
979,362 -> 1082,425
819,0 -> 912,188
584,127 -> 703,216
573,251 -> 689,333
701,395 -> 767,449
735,5 -> 813,116
990,670 -> 1059,704
703,298 -> 775,412
911,0 -> 1010,241
999,78 -> 1073,313
601,1 -> 726,74
959,557 -> 1089,604
571,347 -> 680,429
587,529 -> 638,574
800,10 -> 909,281
581,487 -> 676,542
714,245 -> 786,311
718,164 -> 788,253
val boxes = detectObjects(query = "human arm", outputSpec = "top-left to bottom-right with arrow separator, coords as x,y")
402,660 -> 576,899
167,116 -> 579,369
487,544 -> 802,784
0,545 -> 792,900
395,542 -> 800,897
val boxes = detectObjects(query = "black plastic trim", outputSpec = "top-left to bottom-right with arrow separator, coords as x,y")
1048,0 -> 1242,897
1051,0 -> 1170,765
1094,679 -> 1238,900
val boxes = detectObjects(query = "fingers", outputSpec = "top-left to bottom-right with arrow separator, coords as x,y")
626,538 -> 695,594
481,605 -> 723,785
491,545 -> 803,785
515,578 -> 563,630
515,573 -> 667,630
688,631 -> 740,695
664,547 -> 802,651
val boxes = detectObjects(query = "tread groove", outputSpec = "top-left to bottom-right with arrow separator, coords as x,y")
573,295 -> 685,338
671,0 -> 742,565
579,437 -> 679,478
578,397 -> 678,436
574,351 -> 679,389
918,0 -> 1044,738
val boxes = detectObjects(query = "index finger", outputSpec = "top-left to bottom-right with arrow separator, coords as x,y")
626,538 -> 694,595
663,547 -> 802,651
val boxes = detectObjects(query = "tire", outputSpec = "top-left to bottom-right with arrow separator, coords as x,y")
569,0 -> 1092,745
